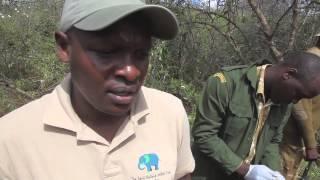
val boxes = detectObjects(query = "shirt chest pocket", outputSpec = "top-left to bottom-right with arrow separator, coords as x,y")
224,114 -> 250,137
224,102 -> 253,135
222,103 -> 253,150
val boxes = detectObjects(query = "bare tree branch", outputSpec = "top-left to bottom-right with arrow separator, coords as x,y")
247,0 -> 283,61
190,7 -> 251,46
287,0 -> 299,51
247,0 -> 272,37
189,20 -> 246,62
272,0 -> 296,38
35,81 -> 60,98
310,0 -> 320,5
204,10 -> 251,46
0,79 -> 34,100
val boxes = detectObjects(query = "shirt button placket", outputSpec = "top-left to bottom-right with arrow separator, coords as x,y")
103,149 -> 110,179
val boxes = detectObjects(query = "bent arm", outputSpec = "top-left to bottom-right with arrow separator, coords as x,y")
294,100 -> 317,149
192,76 -> 243,175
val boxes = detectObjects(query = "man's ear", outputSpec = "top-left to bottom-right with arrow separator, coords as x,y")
55,31 -> 71,63
282,67 -> 298,80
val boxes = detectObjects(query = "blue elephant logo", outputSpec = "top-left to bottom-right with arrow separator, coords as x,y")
138,153 -> 159,172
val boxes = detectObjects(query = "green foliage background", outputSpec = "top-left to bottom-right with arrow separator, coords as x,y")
1,0 -> 320,178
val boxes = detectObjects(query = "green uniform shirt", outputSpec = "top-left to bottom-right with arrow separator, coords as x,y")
192,63 -> 292,180
281,46 -> 320,151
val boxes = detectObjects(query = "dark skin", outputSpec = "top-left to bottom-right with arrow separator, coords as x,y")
236,62 -> 320,176
55,19 -> 192,180
305,147 -> 319,161
265,65 -> 320,160
264,65 -> 320,104
55,20 -> 151,142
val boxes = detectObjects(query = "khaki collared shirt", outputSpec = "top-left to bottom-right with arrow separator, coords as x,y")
245,64 -> 272,163
0,75 -> 195,180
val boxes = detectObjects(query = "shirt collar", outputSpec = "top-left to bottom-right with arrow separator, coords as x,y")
130,87 -> 150,125
42,74 -> 79,132
42,74 -> 150,144
256,64 -> 271,103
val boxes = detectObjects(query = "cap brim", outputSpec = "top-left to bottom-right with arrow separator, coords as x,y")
316,33 -> 320,37
73,4 -> 178,40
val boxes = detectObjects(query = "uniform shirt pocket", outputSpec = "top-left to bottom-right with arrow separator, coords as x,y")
223,114 -> 251,151
224,103 -> 252,136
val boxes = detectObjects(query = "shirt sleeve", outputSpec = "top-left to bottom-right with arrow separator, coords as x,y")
192,75 -> 243,175
174,101 -> 195,179
296,99 -> 317,148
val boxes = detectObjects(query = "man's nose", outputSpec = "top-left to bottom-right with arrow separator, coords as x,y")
115,64 -> 141,82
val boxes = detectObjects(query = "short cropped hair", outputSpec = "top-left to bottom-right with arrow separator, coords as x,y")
280,51 -> 320,81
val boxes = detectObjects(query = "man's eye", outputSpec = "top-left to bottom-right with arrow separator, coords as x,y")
89,49 -> 119,58
97,53 -> 110,58
95,50 -> 117,57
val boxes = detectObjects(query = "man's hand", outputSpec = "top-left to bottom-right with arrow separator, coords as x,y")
235,162 -> 250,177
305,147 -> 319,161
244,165 -> 285,180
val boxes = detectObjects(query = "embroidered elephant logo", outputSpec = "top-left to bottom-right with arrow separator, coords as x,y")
138,153 -> 159,172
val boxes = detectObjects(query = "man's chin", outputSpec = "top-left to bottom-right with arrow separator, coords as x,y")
270,98 -> 289,105
109,105 -> 132,116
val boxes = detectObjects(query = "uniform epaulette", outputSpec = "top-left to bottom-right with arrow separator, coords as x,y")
213,72 -> 227,83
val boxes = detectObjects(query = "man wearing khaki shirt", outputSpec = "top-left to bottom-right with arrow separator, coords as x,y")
0,0 -> 195,179
281,33 -> 320,180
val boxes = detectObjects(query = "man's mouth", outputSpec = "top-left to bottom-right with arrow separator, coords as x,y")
106,87 -> 137,105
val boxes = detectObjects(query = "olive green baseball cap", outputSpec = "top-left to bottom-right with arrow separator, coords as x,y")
59,0 -> 179,40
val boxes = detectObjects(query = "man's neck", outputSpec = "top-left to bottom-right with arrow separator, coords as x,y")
70,87 -> 129,143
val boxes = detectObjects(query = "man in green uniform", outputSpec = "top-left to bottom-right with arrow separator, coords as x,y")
192,51 -> 320,180
0,0 -> 195,179
281,33 -> 320,180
